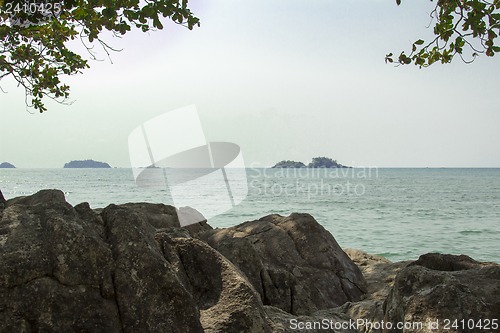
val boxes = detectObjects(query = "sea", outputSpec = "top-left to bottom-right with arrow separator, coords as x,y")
1,168 -> 499,263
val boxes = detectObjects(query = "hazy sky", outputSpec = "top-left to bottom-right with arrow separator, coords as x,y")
1,0 -> 499,168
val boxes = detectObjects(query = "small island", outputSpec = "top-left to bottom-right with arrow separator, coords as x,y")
271,160 -> 306,168
0,162 -> 16,168
308,156 -> 350,168
63,159 -> 111,168
272,156 -> 350,168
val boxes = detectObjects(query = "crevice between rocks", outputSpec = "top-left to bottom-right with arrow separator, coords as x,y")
101,211 -> 125,333
6,273 -> 94,290
341,274 -> 367,296
110,271 -> 125,333
240,226 -> 274,239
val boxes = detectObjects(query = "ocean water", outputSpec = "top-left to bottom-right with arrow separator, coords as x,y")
1,168 -> 499,263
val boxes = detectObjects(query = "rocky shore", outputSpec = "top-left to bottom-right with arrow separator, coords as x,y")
0,190 -> 498,332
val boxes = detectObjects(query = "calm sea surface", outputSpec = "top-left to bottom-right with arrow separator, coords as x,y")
1,168 -> 499,263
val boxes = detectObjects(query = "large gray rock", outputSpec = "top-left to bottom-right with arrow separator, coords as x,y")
158,236 -> 271,333
0,189 -> 6,208
0,190 -> 121,331
383,253 -> 500,333
8,190 -> 497,333
340,249 -> 410,333
1,190 -> 360,332
0,190 -> 266,332
201,213 -> 367,315
101,204 -> 205,332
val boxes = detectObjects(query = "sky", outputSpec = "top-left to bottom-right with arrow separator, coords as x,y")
1,0 -> 499,168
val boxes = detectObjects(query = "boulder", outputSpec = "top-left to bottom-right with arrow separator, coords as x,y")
0,189 -> 6,208
5,190 -> 497,333
2,190 -> 360,332
383,253 -> 500,333
264,306 -> 358,333
200,213 -> 367,315
0,190 -> 121,331
118,202 -> 212,235
0,190 -> 264,332
157,235 -> 271,333
340,249 -> 410,333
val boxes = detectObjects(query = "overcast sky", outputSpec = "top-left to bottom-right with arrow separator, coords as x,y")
1,0 -> 499,168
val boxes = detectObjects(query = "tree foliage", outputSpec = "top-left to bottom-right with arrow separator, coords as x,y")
1,1 -> 499,112
0,0 -> 199,112
387,0 -> 500,66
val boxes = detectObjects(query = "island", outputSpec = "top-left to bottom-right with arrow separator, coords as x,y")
63,159 -> 111,168
0,162 -> 16,168
271,160 -> 306,168
272,156 -> 350,168
307,156 -> 350,168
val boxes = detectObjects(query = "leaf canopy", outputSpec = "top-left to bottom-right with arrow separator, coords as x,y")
0,0 -> 199,112
386,0 -> 500,67
1,0 -> 499,112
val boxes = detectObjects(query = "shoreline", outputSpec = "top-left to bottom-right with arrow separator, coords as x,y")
0,179 -> 500,263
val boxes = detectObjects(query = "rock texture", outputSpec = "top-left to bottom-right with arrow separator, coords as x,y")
0,190 -> 363,332
200,214 -> 367,315
383,253 -> 500,333
0,189 -> 6,207
1,190 -> 499,332
341,249 -> 410,333
264,306 -> 358,333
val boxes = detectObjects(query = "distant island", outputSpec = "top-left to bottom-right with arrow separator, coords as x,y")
0,162 -> 16,168
272,160 -> 306,168
272,157 -> 350,168
64,160 -> 111,168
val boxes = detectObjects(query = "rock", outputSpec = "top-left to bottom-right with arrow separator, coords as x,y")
6,188 -> 68,207
340,249 -> 410,333
4,190 -> 498,332
201,213 -> 367,315
101,205 -> 205,332
383,253 -> 500,333
118,202 -> 212,236
0,192 -> 260,331
0,162 -> 15,168
409,252 -> 487,271
264,306 -> 358,333
0,190 -> 262,332
63,159 -> 112,168
0,190 -> 120,331
157,235 -> 271,333
0,189 -> 6,207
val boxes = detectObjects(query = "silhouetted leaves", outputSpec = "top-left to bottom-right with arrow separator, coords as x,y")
388,0 -> 500,67
0,0 -> 199,112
